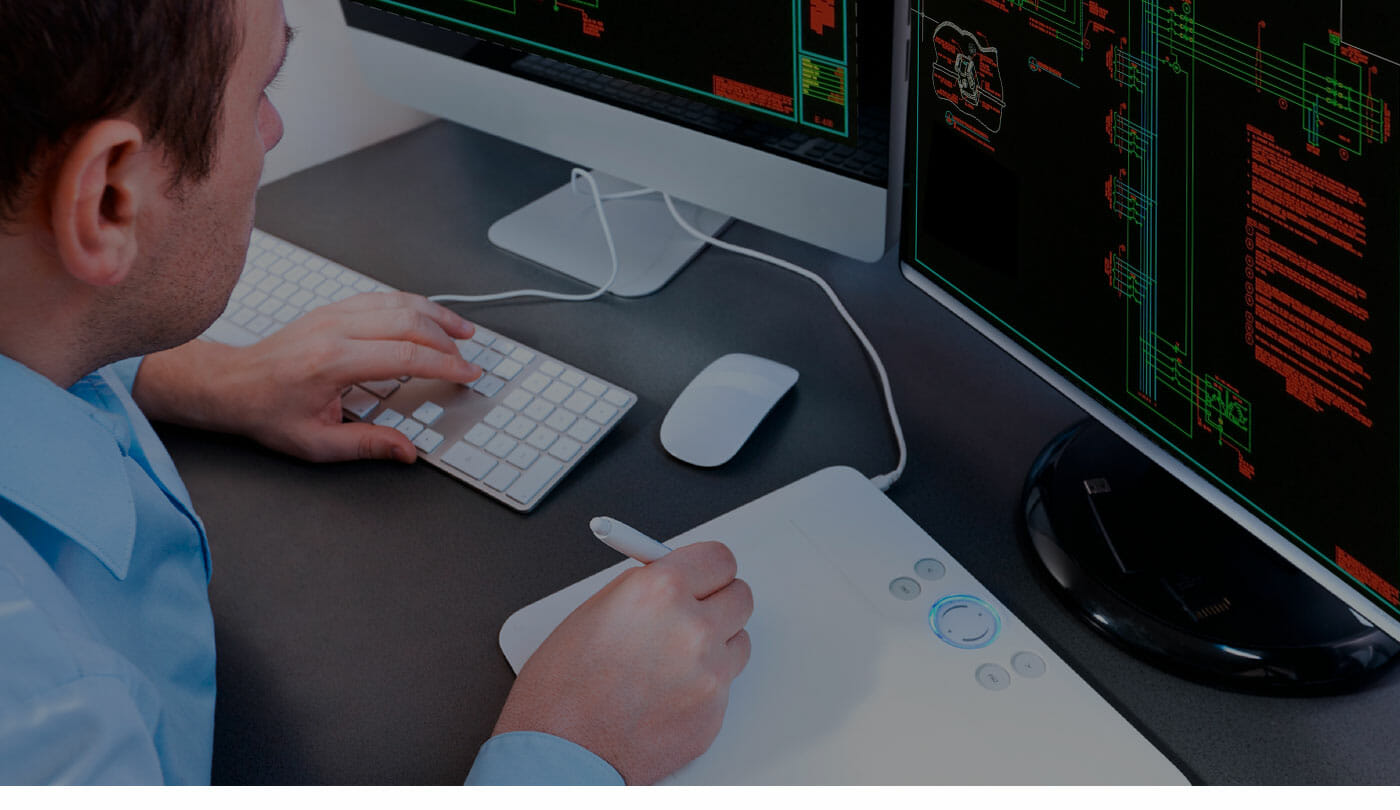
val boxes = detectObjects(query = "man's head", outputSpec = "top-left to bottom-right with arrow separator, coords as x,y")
0,0 -> 291,384
0,1 -> 241,224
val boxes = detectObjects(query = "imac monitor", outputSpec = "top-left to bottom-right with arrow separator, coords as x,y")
340,1 -> 904,296
901,0 -> 1400,691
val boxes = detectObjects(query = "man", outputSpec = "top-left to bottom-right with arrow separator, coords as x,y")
0,0 -> 752,785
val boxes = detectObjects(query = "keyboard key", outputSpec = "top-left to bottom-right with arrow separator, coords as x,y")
510,347 -> 537,365
472,329 -> 496,346
395,419 -> 424,440
354,278 -> 376,292
331,289 -> 357,302
563,392 -> 596,414
273,305 -> 301,323
230,307 -> 256,326
242,290 -> 268,309
505,415 -> 538,440
602,389 -> 632,408
484,406 -> 515,429
257,297 -> 282,315
494,339 -> 518,356
299,271 -> 326,290
288,289 -> 314,308
476,349 -> 504,371
412,401 -> 445,426
473,375 -> 506,398
483,465 -> 520,493
495,359 -> 524,380
560,369 -> 587,387
341,388 -> 380,419
285,265 -> 309,283
373,409 -> 404,429
548,436 -> 582,462
523,399 -> 554,422
464,423 -> 496,447
304,256 -> 327,271
502,389 -> 533,411
246,315 -> 274,334
442,442 -> 496,480
525,426 -> 559,451
485,433 -> 518,458
544,409 -> 576,432
456,340 -> 483,363
567,419 -> 600,443
586,401 -> 619,424
520,372 -> 551,394
506,456 -> 565,504
413,428 -> 444,454
273,282 -> 298,300
315,279 -> 341,297
359,379 -> 401,398
539,360 -> 565,377
542,381 -> 573,404
506,444 -> 540,469
582,378 -> 608,397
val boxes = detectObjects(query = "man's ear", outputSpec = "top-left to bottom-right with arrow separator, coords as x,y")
48,119 -> 154,288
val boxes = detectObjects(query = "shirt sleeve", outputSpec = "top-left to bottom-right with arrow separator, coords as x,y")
464,731 -> 623,786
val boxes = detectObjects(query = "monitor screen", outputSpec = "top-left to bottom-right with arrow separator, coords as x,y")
341,1 -> 900,264
901,0 -> 1400,632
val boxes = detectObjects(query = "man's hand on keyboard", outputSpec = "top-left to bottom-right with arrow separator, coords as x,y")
491,541 -> 754,785
136,292 -> 482,462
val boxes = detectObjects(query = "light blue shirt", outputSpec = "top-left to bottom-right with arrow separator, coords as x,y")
0,352 -> 620,785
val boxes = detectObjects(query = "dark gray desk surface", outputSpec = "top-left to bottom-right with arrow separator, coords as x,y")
158,121 -> 1400,785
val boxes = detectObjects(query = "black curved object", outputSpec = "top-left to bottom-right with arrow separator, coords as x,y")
1022,419 -> 1399,694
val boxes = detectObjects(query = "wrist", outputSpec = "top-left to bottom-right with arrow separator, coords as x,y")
132,339 -> 244,432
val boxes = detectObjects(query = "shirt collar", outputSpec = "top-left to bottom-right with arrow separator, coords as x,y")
0,354 -> 137,580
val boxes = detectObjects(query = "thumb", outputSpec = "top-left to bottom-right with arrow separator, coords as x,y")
314,422 -> 419,464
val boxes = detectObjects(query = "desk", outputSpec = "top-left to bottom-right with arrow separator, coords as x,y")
159,121 -> 1400,785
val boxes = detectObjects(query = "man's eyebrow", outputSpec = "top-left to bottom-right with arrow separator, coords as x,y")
265,24 -> 295,88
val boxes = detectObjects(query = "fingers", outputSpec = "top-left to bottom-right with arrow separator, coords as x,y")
700,576 -> 753,644
301,293 -> 483,384
329,301 -> 471,356
297,422 -> 418,465
722,628 -> 752,681
654,541 -> 739,599
322,337 -> 482,387
325,291 -> 477,340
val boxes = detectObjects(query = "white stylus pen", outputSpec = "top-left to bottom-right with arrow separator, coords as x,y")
590,516 -> 672,563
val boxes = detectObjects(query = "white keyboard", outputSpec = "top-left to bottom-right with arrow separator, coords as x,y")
201,229 -> 636,512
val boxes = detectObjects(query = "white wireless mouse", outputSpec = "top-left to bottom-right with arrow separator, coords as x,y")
660,353 -> 799,467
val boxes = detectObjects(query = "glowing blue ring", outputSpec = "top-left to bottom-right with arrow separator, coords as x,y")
929,594 -> 1002,650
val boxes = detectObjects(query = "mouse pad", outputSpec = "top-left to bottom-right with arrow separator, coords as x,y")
499,466 -> 1186,784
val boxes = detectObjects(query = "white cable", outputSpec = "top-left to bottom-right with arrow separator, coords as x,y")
660,194 -> 908,492
427,166 -> 907,491
428,168 -> 621,305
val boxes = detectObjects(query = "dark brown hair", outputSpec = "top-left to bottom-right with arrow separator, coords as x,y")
0,0 -> 240,222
